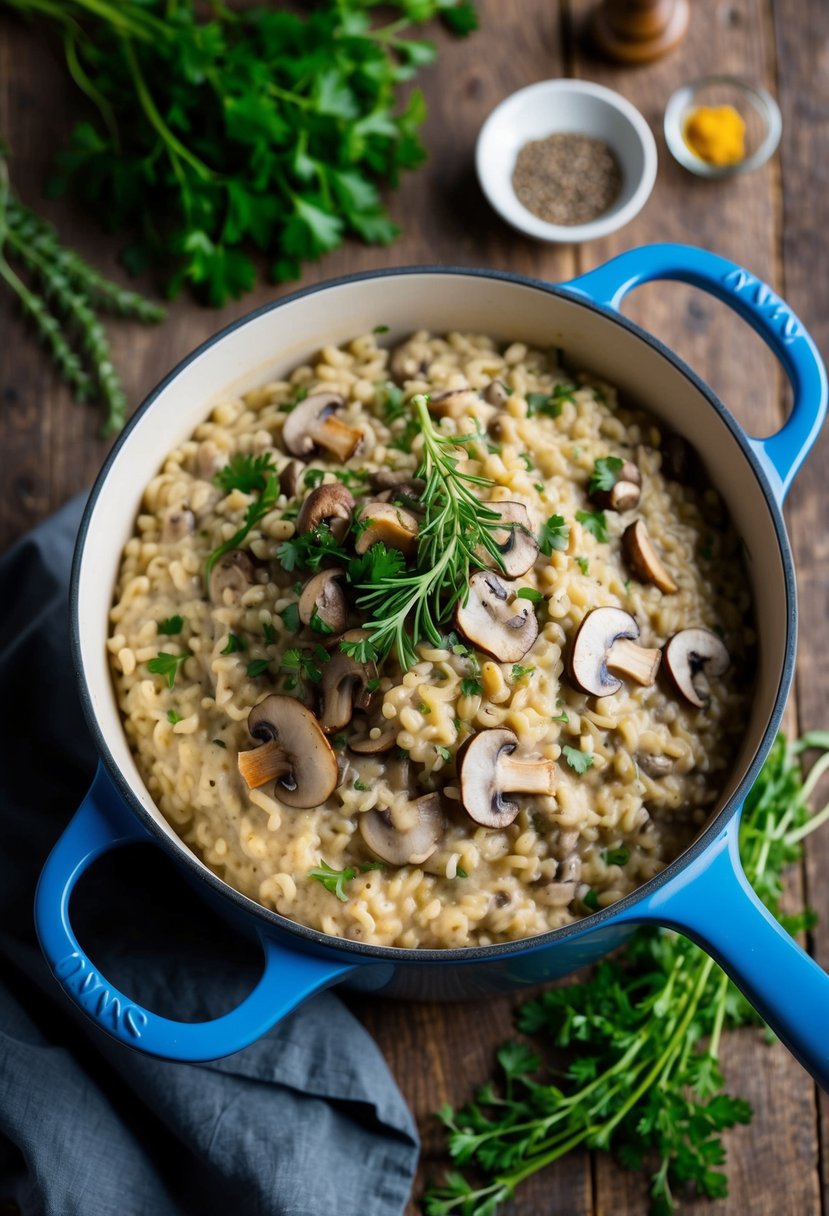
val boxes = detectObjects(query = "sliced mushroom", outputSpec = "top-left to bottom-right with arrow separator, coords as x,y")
354,501 -> 420,558
359,794 -> 444,866
592,460 -> 642,512
298,568 -> 348,634
458,728 -> 557,828
455,572 -> 538,663
296,483 -> 355,539
475,501 -> 539,577
319,632 -> 377,732
209,548 -> 256,604
637,752 -> 674,778
237,695 -> 338,808
622,520 -> 678,594
349,709 -> 397,754
160,505 -> 194,545
282,392 -> 362,462
483,380 -> 510,407
567,607 -> 661,697
428,387 -> 483,421
278,460 -> 302,499
390,337 -> 432,384
370,469 -> 425,494
663,628 -> 730,708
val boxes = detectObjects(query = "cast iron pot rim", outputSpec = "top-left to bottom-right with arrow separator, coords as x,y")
70,263 -> 796,965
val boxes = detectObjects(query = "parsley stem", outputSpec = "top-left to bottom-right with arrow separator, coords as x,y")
707,969 -> 731,1061
121,37 -> 214,182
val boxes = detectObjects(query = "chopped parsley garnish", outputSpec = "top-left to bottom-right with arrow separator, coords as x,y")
281,645 -> 328,685
303,468 -> 326,490
576,509 -> 609,543
516,587 -> 543,603
435,745 -> 451,761
526,382 -> 576,418
538,514 -> 569,555
604,846 -> 630,866
376,380 -> 406,422
246,658 -> 271,678
461,677 -> 483,697
456,867 -> 468,879
589,456 -> 624,495
330,732 -> 349,749
213,739 -> 227,749
279,603 -> 301,633
277,523 -> 350,573
418,702 -> 431,715
366,677 -> 381,693
221,632 -> 247,655
308,859 -> 382,902
147,651 -> 191,689
205,467 -> 278,587
373,324 -> 390,334
583,887 -> 600,910
214,452 -> 277,495
157,615 -> 184,636
576,557 -> 590,575
511,664 -> 535,681
310,608 -> 334,635
519,452 -> 534,471
340,634 -> 378,664
552,709 -> 570,724
354,779 -> 370,791
262,621 -> 277,645
563,746 -> 594,774
166,709 -> 183,725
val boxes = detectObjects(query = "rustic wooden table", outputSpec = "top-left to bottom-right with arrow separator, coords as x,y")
1,1 -> 827,1212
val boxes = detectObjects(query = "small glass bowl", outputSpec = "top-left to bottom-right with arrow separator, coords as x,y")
664,76 -> 782,178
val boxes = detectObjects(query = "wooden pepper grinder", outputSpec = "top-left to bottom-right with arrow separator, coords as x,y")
591,0 -> 690,63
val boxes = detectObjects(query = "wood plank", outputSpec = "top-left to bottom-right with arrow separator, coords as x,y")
566,0 -> 821,1212
772,0 -> 829,1212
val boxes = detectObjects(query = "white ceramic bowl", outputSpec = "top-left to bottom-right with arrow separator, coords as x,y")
475,79 -> 658,243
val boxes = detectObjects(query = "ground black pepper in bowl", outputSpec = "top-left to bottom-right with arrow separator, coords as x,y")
511,132 -> 623,226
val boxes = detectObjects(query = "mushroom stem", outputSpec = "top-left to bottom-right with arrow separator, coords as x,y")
607,637 -> 662,686
238,738 -> 293,790
311,416 -> 362,462
497,754 -> 557,796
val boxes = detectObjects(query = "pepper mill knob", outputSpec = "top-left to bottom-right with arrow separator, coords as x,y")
591,0 -> 691,63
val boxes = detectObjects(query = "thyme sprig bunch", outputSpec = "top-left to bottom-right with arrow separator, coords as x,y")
0,144 -> 164,434
348,395 -> 505,668
425,732 -> 829,1216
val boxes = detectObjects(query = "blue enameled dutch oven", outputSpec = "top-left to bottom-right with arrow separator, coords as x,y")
34,244 -> 829,1084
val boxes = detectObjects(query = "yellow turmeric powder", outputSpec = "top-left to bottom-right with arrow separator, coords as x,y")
683,104 -> 746,167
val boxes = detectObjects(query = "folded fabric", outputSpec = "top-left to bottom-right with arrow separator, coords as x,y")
0,497 -> 419,1216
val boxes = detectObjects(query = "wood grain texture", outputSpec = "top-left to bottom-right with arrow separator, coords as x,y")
1,1 -> 828,1214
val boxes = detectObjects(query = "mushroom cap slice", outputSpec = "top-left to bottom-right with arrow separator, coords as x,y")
278,460 -> 302,499
458,727 -> 557,828
567,607 -> 660,697
209,548 -> 256,604
455,572 -> 538,663
359,794 -> 444,866
591,460 -> 641,512
428,387 -> 484,421
282,391 -> 362,462
354,501 -> 420,557
622,520 -> 678,594
296,483 -> 355,538
663,628 -> 730,708
237,695 -> 338,808
319,631 -> 378,732
348,712 -> 397,754
298,567 -> 348,633
483,380 -> 510,407
476,501 -> 539,577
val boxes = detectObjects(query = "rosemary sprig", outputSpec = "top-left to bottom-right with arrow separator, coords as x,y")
348,395 -> 505,668
0,142 -> 164,435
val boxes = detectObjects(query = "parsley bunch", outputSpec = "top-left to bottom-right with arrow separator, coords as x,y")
6,0 -> 478,305
0,142 -> 163,433
425,732 -> 829,1216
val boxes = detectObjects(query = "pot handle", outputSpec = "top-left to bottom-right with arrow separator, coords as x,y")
564,244 -> 828,502
616,813 -> 829,1089
35,765 -> 356,1061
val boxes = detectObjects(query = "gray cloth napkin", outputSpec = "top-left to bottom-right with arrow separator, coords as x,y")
0,496 -> 419,1216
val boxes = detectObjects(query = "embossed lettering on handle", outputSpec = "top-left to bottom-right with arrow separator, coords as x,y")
55,952 -> 149,1038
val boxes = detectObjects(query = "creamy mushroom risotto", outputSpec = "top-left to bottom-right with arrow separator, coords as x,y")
108,330 -> 754,948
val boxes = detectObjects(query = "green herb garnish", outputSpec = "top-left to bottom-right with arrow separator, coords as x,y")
147,650 -> 191,688
537,514 -> 569,555
525,382 -> 576,418
279,603 -> 301,633
511,664 -> 535,682
262,621 -> 277,646
604,846 -> 630,867
576,509 -> 609,543
563,746 -> 593,773
515,587 -> 543,604
308,860 -> 358,902
166,709 -> 182,725
246,658 -> 271,678
461,678 -> 483,697
221,632 -> 247,655
588,456 -> 624,495
456,867 -> 469,878
157,614 -> 183,635
214,453 -> 277,496
576,556 -> 590,575
205,472 -> 277,587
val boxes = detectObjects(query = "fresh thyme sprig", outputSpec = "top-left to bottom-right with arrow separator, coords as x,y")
347,395 -> 505,668
424,732 -> 829,1216
0,143 -> 164,434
